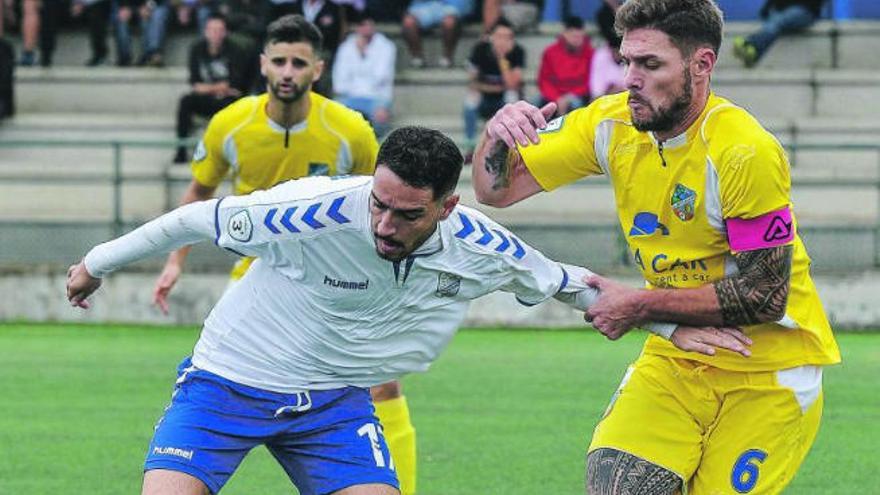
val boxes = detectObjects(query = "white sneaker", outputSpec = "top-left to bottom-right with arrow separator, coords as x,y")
438,56 -> 452,69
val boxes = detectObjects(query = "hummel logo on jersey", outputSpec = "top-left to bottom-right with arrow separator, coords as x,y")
152,446 -> 194,460
324,275 -> 369,290
629,212 -> 669,237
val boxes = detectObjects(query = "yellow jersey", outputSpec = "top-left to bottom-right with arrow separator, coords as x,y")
191,91 -> 379,278
520,92 -> 840,371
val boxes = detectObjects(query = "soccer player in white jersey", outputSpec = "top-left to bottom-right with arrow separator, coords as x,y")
66,127 -> 750,495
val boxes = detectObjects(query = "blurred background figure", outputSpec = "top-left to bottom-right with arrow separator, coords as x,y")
733,0 -> 827,68
173,13 -> 252,163
590,2 -> 625,98
536,15 -> 592,116
333,9 -> 396,137
481,0 -> 541,33
402,0 -> 473,68
19,0 -> 63,66
463,17 -> 523,157
113,0 -> 172,67
71,0 -> 112,66
0,26 -> 13,119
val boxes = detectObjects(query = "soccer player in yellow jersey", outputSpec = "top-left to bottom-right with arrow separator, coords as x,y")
151,15 -> 418,495
472,0 -> 840,493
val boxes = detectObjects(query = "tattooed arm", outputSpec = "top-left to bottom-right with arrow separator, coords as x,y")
586,448 -> 681,495
585,245 -> 793,338
471,101 -> 556,207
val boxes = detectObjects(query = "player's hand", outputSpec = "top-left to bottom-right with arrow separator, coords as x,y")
66,261 -> 101,309
152,261 -> 182,315
671,326 -> 752,357
583,275 -> 644,340
486,100 -> 557,149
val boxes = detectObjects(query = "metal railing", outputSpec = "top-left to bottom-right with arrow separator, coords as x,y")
1,139 -> 879,270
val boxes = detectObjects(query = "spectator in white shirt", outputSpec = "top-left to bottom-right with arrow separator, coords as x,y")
333,11 -> 397,137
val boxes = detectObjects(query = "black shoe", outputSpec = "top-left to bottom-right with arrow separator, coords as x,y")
86,55 -> 106,67
173,147 -> 189,164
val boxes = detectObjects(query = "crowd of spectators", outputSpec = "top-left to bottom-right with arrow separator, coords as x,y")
0,0 -> 632,144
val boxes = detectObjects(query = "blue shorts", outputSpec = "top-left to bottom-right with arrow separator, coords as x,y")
144,358 -> 398,495
408,0 -> 474,28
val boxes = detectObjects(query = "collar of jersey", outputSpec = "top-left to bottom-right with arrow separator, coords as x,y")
410,227 -> 443,257
266,116 -> 308,134
646,92 -> 719,150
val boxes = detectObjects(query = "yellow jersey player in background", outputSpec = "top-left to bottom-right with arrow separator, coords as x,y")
151,15 -> 418,495
472,0 -> 840,493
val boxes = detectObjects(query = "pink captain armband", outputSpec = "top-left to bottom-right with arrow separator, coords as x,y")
726,206 -> 795,252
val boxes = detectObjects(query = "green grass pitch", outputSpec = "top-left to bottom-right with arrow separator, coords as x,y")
0,324 -> 876,494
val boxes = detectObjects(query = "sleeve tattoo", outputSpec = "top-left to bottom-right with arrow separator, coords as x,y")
484,140 -> 515,191
586,448 -> 681,495
713,245 -> 793,326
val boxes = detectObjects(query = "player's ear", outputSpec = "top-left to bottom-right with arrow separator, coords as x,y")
260,52 -> 268,77
691,46 -> 716,78
313,58 -> 325,82
439,194 -> 460,220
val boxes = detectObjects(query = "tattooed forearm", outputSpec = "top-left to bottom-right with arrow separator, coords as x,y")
586,448 -> 681,495
484,139 -> 514,191
713,245 -> 792,326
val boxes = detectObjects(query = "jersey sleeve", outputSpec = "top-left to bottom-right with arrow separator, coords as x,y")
191,109 -> 233,188
213,176 -> 367,259
349,117 -> 379,176
707,108 -> 796,251
518,102 -> 604,191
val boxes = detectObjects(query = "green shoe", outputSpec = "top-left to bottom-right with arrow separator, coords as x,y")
733,36 -> 758,68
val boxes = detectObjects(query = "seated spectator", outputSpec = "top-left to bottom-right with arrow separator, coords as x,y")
402,0 -> 474,69
333,10 -> 396,137
114,0 -> 172,67
463,17 -> 523,154
590,4 -> 625,98
71,0 -> 112,66
481,0 -> 541,34
19,0 -> 62,67
733,0 -> 826,68
0,36 -> 13,118
174,13 -> 252,163
536,16 -> 592,116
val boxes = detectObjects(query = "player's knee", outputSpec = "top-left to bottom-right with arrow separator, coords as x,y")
142,469 -> 210,495
370,380 -> 402,402
585,448 -> 680,495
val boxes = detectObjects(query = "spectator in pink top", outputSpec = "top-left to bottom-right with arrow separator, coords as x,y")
589,6 -> 625,98
536,16 -> 593,116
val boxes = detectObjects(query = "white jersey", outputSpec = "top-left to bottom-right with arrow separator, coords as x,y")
193,176 -> 569,392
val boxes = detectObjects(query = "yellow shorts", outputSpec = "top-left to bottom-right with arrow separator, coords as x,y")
588,353 -> 824,494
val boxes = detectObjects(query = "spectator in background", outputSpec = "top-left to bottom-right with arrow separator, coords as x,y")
402,0 -> 473,69
71,0 -> 112,66
114,0 -> 172,67
481,0 -> 541,34
536,16 -> 592,116
590,3 -> 624,98
0,34 -> 13,118
173,13 -> 251,163
218,0 -> 269,47
463,17 -> 523,155
19,0 -> 63,66
333,10 -> 396,137
733,0 -> 826,68
289,0 -> 346,96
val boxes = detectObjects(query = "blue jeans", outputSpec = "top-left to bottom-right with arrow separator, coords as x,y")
337,96 -> 392,138
113,1 -> 169,62
747,5 -> 817,60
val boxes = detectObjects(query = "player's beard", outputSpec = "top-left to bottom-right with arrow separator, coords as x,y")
629,69 -> 692,133
270,79 -> 309,104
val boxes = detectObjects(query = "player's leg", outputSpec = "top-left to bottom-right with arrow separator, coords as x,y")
371,381 -> 416,495
142,469 -> 210,495
688,365 -> 824,494
586,354 -> 711,494
268,387 -> 400,495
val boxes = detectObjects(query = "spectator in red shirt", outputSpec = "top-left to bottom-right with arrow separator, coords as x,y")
536,16 -> 593,115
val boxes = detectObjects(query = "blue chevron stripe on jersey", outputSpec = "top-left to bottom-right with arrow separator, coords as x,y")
327,197 -> 351,224
475,221 -> 493,246
454,212 -> 475,238
280,207 -> 301,233
302,203 -> 326,230
264,208 -> 282,234
493,230 -> 510,253
511,237 -> 526,259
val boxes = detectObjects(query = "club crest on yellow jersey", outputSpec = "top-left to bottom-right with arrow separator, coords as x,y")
671,183 -> 696,221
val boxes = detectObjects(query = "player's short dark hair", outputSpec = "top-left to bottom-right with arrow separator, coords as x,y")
491,17 -> 514,33
377,126 -> 463,200
206,12 -> 226,25
563,16 -> 584,30
615,0 -> 723,56
265,14 -> 323,53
